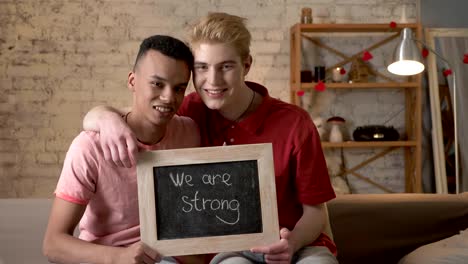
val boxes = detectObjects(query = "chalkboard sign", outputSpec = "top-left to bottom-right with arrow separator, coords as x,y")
155,160 -> 262,239
137,143 -> 279,256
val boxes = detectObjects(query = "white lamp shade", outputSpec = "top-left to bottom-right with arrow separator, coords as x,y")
387,28 -> 425,76
388,60 -> 425,76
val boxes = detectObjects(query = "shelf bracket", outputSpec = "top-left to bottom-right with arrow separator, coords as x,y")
340,147 -> 399,193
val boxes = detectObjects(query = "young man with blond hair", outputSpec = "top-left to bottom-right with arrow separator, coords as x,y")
83,13 -> 338,264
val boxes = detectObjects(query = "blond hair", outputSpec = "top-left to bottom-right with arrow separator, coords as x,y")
189,12 -> 251,60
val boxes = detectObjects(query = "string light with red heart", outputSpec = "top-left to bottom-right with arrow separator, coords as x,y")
443,68 -> 453,77
422,48 -> 429,58
314,81 -> 326,91
362,50 -> 373,61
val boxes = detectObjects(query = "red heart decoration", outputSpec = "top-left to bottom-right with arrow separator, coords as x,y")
296,90 -> 305,97
422,48 -> 429,58
340,68 -> 346,75
389,21 -> 397,28
443,69 -> 453,77
362,51 -> 373,61
314,81 -> 326,92
463,54 -> 468,64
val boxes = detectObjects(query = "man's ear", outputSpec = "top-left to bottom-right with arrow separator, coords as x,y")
128,71 -> 136,91
243,55 -> 252,76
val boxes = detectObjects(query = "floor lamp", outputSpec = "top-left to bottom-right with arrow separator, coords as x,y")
387,28 -> 459,194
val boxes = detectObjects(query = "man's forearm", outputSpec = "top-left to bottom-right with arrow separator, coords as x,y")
43,232 -> 118,264
82,105 -> 127,131
289,203 -> 327,253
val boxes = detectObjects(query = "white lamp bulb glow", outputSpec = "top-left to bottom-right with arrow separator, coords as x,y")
388,60 -> 425,76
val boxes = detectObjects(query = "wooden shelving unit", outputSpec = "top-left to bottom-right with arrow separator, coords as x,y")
321,141 -> 418,148
298,82 -> 419,90
290,23 -> 423,193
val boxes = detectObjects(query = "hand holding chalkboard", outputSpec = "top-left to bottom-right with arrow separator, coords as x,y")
137,143 -> 279,256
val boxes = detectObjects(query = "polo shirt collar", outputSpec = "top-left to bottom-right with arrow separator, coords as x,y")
234,81 -> 273,135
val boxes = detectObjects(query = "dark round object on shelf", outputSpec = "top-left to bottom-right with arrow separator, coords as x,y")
353,125 -> 400,141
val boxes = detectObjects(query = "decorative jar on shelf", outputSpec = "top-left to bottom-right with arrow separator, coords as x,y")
327,116 -> 346,143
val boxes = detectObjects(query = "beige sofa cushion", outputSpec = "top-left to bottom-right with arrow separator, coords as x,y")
399,228 -> 468,264
328,193 -> 468,264
0,199 -> 52,264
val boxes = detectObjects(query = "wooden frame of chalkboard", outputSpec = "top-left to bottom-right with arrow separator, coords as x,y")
136,143 -> 279,256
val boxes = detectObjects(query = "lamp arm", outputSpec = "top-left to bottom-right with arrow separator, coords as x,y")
413,37 -> 460,194
412,38 -> 453,69
453,71 -> 459,194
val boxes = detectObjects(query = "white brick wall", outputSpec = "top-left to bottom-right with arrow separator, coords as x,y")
0,0 -> 417,197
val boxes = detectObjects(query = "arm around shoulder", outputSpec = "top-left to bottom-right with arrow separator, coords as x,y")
82,105 -> 137,168
82,105 -> 128,132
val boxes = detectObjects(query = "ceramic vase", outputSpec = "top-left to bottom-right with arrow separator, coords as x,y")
329,124 -> 343,143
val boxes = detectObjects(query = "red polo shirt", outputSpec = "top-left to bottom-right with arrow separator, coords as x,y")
178,82 -> 337,255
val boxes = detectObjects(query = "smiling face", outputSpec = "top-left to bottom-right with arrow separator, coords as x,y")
192,42 -> 251,115
128,50 -> 190,127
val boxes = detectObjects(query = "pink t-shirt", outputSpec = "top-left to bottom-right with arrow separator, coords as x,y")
55,115 -> 200,247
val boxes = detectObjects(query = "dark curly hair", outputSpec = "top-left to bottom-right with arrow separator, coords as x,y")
133,35 -> 194,71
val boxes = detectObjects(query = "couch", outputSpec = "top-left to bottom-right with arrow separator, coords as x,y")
1,193 -> 467,264
328,193 -> 468,264
0,199 -> 52,264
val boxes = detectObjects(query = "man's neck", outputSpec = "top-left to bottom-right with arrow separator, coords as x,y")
219,83 -> 260,122
125,111 -> 167,145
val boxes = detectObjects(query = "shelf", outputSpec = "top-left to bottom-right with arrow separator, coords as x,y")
321,141 -> 417,148
290,22 -> 423,192
292,82 -> 418,90
291,23 -> 420,33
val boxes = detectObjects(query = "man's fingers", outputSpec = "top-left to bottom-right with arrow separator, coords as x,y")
264,252 -> 289,262
251,245 -> 268,254
143,243 -> 161,263
252,238 -> 289,254
142,254 -> 155,264
264,261 -> 289,264
127,137 -> 138,167
251,245 -> 281,254
109,144 -> 125,168
280,228 -> 291,239
102,145 -> 112,162
117,141 -> 132,168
